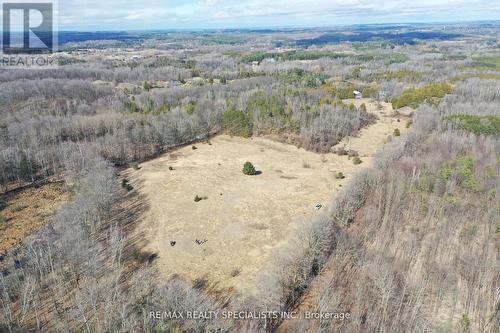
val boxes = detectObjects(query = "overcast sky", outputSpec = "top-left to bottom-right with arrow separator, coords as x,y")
56,0 -> 499,30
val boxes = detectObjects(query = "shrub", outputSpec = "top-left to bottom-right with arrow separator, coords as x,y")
143,80 -> 154,91
168,166 -> 174,170
302,161 -> 311,168
393,128 -> 401,137
192,145 -> 198,150
124,100 -> 140,113
462,314 -> 471,330
19,152 -> 33,181
335,172 -> 346,179
440,156 -> 477,190
243,162 -> 257,175
0,214 -> 5,223
185,102 -> 195,115
352,156 -> 362,165
121,179 -> 134,191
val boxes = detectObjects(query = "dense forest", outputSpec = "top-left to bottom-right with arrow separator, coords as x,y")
0,24 -> 498,332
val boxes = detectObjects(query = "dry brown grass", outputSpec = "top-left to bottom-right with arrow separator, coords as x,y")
124,99 -> 406,298
0,182 -> 69,254
126,135 -> 342,297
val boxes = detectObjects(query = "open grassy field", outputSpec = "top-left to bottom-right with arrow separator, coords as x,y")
125,99 -> 408,297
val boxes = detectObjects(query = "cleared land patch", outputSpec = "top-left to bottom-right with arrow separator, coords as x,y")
127,99 -> 407,297
0,182 -> 69,254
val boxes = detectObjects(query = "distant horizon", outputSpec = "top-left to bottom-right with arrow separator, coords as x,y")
54,0 -> 499,31
53,19 -> 500,33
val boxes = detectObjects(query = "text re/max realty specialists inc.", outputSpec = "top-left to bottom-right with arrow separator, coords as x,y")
150,310 -> 351,320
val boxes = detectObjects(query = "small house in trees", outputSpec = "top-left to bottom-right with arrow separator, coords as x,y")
353,90 -> 362,99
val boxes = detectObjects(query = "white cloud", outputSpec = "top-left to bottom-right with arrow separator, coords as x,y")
213,10 -> 229,19
56,0 -> 499,30
201,0 -> 218,6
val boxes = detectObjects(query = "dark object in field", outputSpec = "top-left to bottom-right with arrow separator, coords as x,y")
194,195 -> 208,202
0,255 -> 4,262
14,260 -> 22,269
192,145 -> 198,150
195,239 -> 208,245
353,156 -> 363,165
361,313 -> 367,324
147,253 -> 158,263
334,146 -> 348,156
170,241 -> 176,247
348,150 -> 359,158
121,179 -> 134,191
335,172 -> 346,179
169,166 -> 175,170
314,203 -> 322,210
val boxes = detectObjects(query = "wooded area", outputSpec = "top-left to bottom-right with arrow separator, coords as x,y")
0,24 -> 498,332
